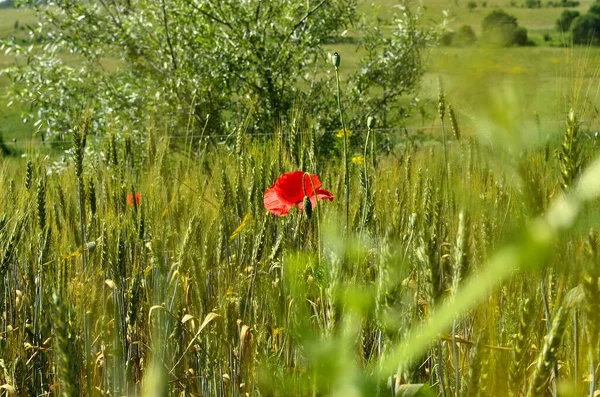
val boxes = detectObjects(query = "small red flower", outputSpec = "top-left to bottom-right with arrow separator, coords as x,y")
264,171 -> 334,216
127,192 -> 142,206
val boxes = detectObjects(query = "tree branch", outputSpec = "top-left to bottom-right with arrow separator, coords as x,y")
161,0 -> 178,71
280,0 -> 327,49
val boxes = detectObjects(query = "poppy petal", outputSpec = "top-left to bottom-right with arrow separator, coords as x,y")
295,187 -> 335,211
274,171 -> 322,204
264,186 -> 295,216
304,173 -> 323,197
316,187 -> 334,202
265,171 -> 332,216
127,192 -> 142,207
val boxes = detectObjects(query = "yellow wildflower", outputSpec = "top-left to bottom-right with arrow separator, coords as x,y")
336,128 -> 353,138
351,155 -> 364,165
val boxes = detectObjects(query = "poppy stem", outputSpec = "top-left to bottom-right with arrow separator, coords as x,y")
303,172 -> 322,263
334,58 -> 349,234
302,173 -> 309,198
362,126 -> 371,230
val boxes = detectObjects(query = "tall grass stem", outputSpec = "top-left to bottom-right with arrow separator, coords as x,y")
333,53 -> 349,233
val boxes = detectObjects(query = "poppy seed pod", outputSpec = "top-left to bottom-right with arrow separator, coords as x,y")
367,116 -> 376,129
332,52 -> 340,68
303,196 -> 313,219
85,241 -> 97,253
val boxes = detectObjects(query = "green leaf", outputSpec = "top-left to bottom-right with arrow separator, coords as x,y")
396,384 -> 435,397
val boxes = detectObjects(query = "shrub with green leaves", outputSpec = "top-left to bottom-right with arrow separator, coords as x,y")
454,25 -> 477,46
481,9 -> 528,46
589,2 -> 600,16
556,10 -> 580,32
347,4 -> 441,128
526,0 -> 541,8
440,31 -> 455,46
2,0 -> 441,139
571,13 -> 600,45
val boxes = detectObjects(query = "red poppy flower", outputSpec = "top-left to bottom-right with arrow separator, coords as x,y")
264,171 -> 334,216
127,192 -> 142,206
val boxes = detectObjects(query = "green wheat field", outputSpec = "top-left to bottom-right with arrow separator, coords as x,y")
2,0 -> 600,396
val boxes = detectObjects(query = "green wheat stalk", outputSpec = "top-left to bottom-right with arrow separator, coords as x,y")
527,306 -> 569,397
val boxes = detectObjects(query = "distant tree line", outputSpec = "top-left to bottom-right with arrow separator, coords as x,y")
441,9 -> 530,47
557,1 -> 600,45
0,1 -> 16,9
524,0 -> 579,8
